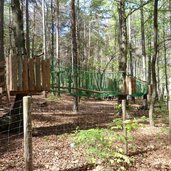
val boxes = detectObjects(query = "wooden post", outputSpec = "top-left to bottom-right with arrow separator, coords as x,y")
122,99 -> 128,154
169,101 -> 171,142
23,96 -> 32,171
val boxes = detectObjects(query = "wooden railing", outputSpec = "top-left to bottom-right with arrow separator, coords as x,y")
6,56 -> 50,94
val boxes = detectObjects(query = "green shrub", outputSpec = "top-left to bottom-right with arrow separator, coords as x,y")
73,117 -> 146,170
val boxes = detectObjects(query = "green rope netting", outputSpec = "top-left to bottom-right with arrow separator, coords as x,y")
50,65 -> 148,98
132,80 -> 148,97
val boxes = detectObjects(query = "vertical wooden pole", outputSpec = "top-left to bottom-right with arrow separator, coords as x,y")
169,101 -> 171,142
122,99 -> 128,154
23,96 -> 32,171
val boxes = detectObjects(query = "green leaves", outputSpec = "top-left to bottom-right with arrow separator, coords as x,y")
73,127 -> 133,169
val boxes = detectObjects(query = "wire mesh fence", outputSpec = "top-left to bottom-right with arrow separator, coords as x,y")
0,95 -> 125,170
0,98 -> 24,170
31,95 -> 117,170
1,93 -> 170,170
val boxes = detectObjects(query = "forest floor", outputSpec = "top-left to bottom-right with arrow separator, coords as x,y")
0,94 -> 171,171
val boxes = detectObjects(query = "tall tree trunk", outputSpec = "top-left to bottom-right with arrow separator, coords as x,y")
42,0 -> 46,60
163,24 -> 169,107
83,0 -> 86,66
11,0 -> 26,57
117,0 -> 127,94
11,0 -> 26,88
0,0 -> 27,133
149,0 -> 158,126
157,53 -> 160,100
0,0 -> 4,61
0,0 -> 5,105
148,38 -> 152,85
51,0 -> 55,95
140,1 -> 148,109
26,0 -> 30,58
56,0 -> 60,96
128,14 -> 133,77
31,7 -> 36,58
72,0 -> 79,112
140,0 -> 146,81
42,0 -> 47,97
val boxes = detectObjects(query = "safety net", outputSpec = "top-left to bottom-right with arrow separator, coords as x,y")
51,65 -> 148,98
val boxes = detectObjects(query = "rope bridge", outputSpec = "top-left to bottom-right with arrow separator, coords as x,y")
51,66 -> 148,98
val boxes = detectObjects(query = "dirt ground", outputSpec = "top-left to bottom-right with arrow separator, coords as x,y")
0,95 -> 171,171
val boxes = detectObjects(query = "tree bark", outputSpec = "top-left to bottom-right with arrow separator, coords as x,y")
31,7 -> 36,58
0,0 -> 27,133
56,0 -> 60,96
149,0 -> 158,126
148,38 -> 152,85
128,14 -> 133,77
0,0 -> 4,61
117,0 -> 127,95
72,0 -> 79,112
157,53 -> 160,100
163,23 -> 169,107
42,0 -> 46,60
140,0 -> 146,81
26,0 -> 30,58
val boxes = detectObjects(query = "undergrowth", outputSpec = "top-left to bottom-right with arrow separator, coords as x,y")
72,117 -> 146,170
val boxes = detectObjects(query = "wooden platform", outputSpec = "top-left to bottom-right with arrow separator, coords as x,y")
6,57 -> 51,95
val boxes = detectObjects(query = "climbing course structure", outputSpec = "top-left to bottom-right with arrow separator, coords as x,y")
51,64 -> 148,99
4,57 -> 50,97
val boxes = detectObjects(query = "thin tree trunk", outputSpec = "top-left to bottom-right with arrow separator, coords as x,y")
148,38 -> 152,85
128,13 -> 133,76
56,0 -> 60,96
51,0 -> 55,95
140,0 -> 148,109
42,0 -> 46,60
140,0 -> 146,81
0,0 -> 4,61
157,53 -> 160,100
0,0 -> 5,106
72,0 -> 79,112
117,0 -> 127,94
149,0 -> 158,126
26,0 -> 30,58
31,7 -> 36,58
163,24 -> 169,107
51,0 -> 54,63
42,0 -> 47,97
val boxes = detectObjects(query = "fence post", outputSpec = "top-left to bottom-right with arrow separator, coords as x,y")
169,101 -> 171,142
23,96 -> 32,171
122,99 -> 128,154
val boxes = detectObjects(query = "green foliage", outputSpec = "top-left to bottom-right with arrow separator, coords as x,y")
73,128 -> 131,170
112,118 -> 139,133
115,104 -> 122,113
47,95 -> 60,102
73,117 -> 146,169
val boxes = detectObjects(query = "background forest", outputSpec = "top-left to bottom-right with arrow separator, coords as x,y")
1,0 -> 171,170
2,0 -> 171,98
